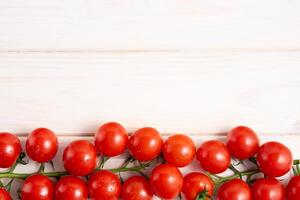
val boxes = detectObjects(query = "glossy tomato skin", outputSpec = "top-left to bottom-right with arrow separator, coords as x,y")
122,176 -> 153,200
252,178 -> 285,200
21,174 -> 54,200
55,176 -> 88,200
286,176 -> 300,200
0,132 -> 21,168
88,170 -> 121,200
196,140 -> 231,174
63,140 -> 97,176
163,134 -> 196,167
217,179 -> 251,200
128,127 -> 162,161
150,163 -> 183,199
26,128 -> 58,163
95,122 -> 128,157
0,188 -> 12,200
182,172 -> 214,200
257,141 -> 293,177
226,126 -> 259,159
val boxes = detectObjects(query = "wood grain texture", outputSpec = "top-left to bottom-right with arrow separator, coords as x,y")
0,0 -> 300,50
0,52 -> 300,135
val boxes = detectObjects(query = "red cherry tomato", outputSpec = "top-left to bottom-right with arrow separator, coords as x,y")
196,140 -> 231,174
122,176 -> 153,200
226,126 -> 259,159
217,179 -> 251,200
63,140 -> 97,176
26,128 -> 58,163
252,178 -> 285,200
182,172 -> 214,200
95,122 -> 128,157
0,188 -> 12,200
150,163 -> 183,199
128,127 -> 162,161
285,175 -> 300,200
88,170 -> 121,200
257,141 -> 292,177
0,132 -> 21,168
55,176 -> 88,200
21,174 -> 54,200
163,134 -> 196,167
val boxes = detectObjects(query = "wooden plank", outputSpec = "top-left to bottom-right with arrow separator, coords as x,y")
1,134 -> 300,199
1,0 -> 299,197
0,51 -> 299,135
0,0 -> 299,50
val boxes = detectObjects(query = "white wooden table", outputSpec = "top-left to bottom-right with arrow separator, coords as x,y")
0,0 -> 300,199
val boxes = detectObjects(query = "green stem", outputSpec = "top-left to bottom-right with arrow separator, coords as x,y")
0,171 -> 68,179
39,163 -> 45,173
101,156 -> 110,169
0,160 -> 155,180
249,157 -> 258,166
5,179 -> 13,192
121,156 -> 135,168
109,164 -> 150,173
229,164 -> 242,179
293,159 -> 300,165
215,169 -> 259,184
293,159 -> 300,176
9,163 -> 18,173
293,166 -> 299,176
109,159 -> 155,174
196,189 -> 211,200
297,165 -> 300,176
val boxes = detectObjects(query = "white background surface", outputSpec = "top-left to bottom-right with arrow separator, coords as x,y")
0,0 -> 300,198
0,0 -> 300,135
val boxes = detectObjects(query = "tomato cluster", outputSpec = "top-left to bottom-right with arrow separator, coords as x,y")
0,124 -> 299,200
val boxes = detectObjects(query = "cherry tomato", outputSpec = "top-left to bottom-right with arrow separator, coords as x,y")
55,176 -> 88,200
0,188 -> 12,200
122,176 -> 153,200
286,175 -> 300,200
252,178 -> 284,200
196,140 -> 231,174
95,122 -> 128,157
257,141 -> 292,177
150,163 -> 183,199
63,140 -> 97,176
226,126 -> 259,159
26,128 -> 58,163
128,127 -> 162,161
182,172 -> 214,200
0,132 -> 21,168
163,134 -> 196,167
217,179 -> 251,200
88,170 -> 121,200
21,174 -> 54,200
